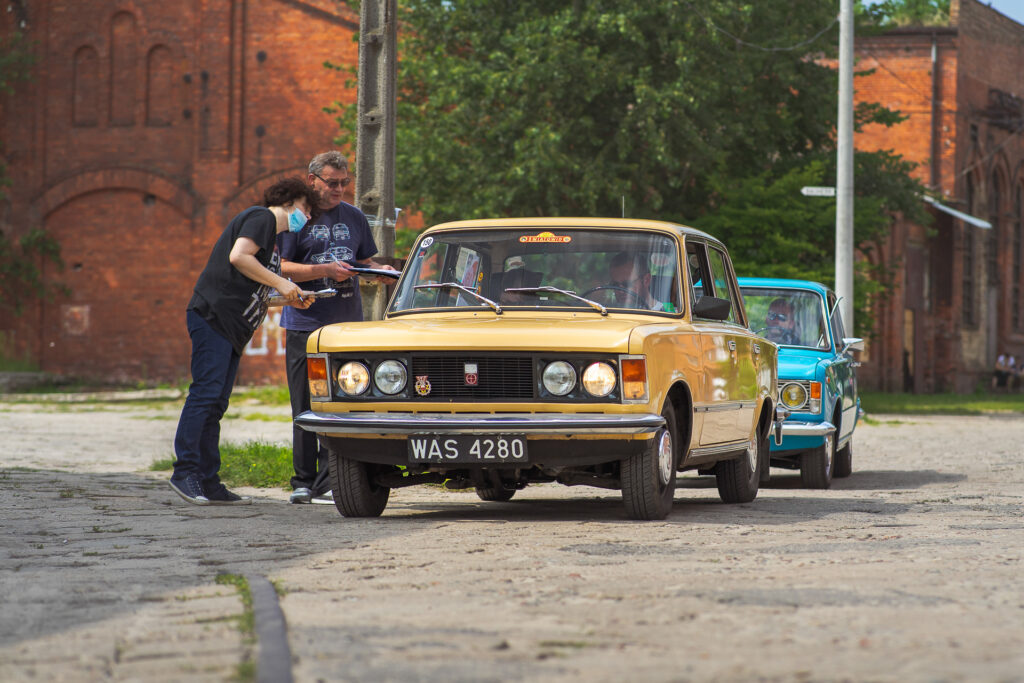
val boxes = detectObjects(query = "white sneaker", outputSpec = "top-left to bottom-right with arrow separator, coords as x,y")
311,490 -> 334,505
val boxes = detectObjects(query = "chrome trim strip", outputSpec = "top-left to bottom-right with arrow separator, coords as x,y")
694,402 -> 745,413
689,440 -> 751,458
296,410 -> 665,435
780,420 -> 835,437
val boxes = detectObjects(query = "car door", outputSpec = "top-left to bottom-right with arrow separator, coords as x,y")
827,292 -> 858,442
706,246 -> 759,440
687,240 -> 746,445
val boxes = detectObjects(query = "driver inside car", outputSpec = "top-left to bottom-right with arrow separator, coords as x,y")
608,252 -> 664,311
764,297 -> 799,345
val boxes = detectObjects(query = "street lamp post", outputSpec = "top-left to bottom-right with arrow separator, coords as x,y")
836,0 -> 855,332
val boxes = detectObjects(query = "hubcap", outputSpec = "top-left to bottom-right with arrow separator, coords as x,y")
824,433 -> 834,476
657,429 -> 673,485
746,438 -> 758,471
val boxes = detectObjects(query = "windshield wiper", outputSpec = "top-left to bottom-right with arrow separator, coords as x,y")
505,286 -> 608,316
414,282 -> 503,314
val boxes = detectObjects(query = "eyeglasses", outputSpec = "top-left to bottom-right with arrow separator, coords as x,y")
312,172 -> 352,190
767,312 -> 788,322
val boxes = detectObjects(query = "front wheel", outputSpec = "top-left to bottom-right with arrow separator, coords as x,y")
834,437 -> 853,478
800,431 -> 835,489
716,424 -> 764,504
328,449 -> 390,517
621,407 -> 678,520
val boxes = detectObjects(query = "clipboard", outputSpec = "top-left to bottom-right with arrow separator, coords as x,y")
345,265 -> 401,279
267,288 -> 337,307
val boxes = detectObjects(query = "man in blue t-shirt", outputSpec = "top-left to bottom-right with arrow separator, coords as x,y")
278,151 -> 396,504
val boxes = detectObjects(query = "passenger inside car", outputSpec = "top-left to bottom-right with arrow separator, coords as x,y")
764,297 -> 799,345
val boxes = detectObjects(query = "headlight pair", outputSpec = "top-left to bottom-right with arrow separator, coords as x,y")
338,360 -> 407,396
542,361 -> 617,397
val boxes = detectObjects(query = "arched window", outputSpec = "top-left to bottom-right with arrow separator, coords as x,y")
146,45 -> 174,126
1014,184 -> 1022,331
72,46 -> 99,126
988,170 -> 1002,287
963,173 -> 976,326
110,12 -> 137,125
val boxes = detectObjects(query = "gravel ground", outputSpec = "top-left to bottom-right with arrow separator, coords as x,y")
1,400 -> 1022,682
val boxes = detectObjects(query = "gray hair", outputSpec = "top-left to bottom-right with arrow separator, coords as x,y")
308,151 -> 349,176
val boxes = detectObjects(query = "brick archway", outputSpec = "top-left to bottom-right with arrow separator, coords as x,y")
30,168 -> 198,223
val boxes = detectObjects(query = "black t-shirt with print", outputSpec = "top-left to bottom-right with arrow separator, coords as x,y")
188,206 -> 280,355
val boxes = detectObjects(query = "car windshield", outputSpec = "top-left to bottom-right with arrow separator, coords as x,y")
390,228 -> 681,315
741,287 -> 830,350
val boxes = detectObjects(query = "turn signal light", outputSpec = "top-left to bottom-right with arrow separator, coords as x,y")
620,357 -> 648,402
307,356 -> 330,401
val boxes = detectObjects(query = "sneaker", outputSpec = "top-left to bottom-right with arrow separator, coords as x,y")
205,483 -> 252,505
289,487 -> 313,504
311,490 -> 335,505
169,475 -> 210,506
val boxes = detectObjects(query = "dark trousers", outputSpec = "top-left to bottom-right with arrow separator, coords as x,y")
173,310 -> 240,489
286,328 -> 330,494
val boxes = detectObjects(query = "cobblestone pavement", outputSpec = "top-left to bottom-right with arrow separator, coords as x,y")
1,402 -> 1022,682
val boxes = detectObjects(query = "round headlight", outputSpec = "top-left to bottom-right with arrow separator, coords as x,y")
542,361 -> 577,396
780,382 -> 807,409
338,361 -> 370,395
582,361 -> 616,397
374,360 -> 407,395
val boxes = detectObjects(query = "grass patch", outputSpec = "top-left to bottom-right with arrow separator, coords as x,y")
215,573 -> 255,640
152,441 -> 292,489
861,391 -> 1024,415
231,384 -> 290,406
223,412 -> 291,423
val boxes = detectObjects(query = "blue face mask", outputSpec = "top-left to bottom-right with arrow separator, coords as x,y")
288,208 -> 308,233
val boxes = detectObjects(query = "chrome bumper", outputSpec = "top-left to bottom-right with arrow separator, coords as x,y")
780,420 -> 836,437
296,410 -> 665,436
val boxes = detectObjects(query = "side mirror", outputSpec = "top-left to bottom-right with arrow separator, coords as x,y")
692,296 -> 732,321
841,337 -> 864,354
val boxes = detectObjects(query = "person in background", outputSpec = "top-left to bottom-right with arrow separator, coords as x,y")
171,178 -> 317,505
278,151 -> 397,505
991,353 -> 1012,391
764,297 -> 799,346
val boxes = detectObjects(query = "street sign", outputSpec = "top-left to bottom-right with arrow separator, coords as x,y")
801,186 -> 836,197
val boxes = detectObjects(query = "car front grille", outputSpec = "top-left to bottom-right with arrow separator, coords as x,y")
410,355 -> 535,400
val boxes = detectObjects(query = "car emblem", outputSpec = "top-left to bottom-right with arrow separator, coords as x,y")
464,363 -> 478,386
414,375 -> 432,396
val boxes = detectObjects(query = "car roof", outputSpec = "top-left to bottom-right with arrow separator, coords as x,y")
737,277 -> 832,297
423,217 -> 724,248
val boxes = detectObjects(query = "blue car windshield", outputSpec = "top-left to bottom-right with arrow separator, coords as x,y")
741,287 -> 830,350
390,228 -> 681,315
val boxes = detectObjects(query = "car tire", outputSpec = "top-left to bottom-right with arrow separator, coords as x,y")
328,449 -> 390,517
834,438 -> 853,479
800,430 -> 834,489
621,406 -> 677,520
475,485 -> 516,502
716,422 -> 764,504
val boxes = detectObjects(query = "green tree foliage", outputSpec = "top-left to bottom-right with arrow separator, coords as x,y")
332,0 -> 929,336
860,0 -> 951,27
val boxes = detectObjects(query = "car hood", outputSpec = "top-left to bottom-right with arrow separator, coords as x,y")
777,352 -> 830,381
313,314 -> 644,353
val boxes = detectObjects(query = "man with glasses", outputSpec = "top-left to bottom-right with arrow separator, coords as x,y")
607,252 -> 664,311
277,151 -> 396,505
764,297 -> 799,346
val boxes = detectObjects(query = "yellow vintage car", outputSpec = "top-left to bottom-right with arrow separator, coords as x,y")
297,218 -> 783,520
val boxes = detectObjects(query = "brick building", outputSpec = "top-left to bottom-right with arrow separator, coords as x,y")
854,0 -> 1024,392
0,0 -> 361,385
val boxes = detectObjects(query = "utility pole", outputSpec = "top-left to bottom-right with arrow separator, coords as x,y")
835,0 -> 855,332
355,0 -> 398,320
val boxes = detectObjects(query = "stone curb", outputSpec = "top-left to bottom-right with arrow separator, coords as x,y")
248,574 -> 294,683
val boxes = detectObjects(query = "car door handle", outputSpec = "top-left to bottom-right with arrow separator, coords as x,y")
728,341 -> 736,351
753,343 -> 760,355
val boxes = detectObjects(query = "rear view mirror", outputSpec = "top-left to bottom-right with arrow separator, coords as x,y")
692,296 -> 732,321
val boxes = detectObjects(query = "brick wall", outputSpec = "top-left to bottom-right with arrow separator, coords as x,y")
1,0 -> 361,385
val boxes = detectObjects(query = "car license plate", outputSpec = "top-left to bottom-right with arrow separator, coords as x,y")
407,435 -> 528,464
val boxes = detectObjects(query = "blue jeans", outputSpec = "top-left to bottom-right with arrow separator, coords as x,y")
172,310 -> 240,489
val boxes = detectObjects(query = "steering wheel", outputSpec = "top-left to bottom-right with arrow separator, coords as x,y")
581,285 -> 645,308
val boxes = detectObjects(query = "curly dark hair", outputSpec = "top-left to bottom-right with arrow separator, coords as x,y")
262,177 -> 321,220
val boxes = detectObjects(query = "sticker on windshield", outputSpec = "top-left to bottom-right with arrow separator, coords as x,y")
519,231 -> 572,244
420,236 -> 434,248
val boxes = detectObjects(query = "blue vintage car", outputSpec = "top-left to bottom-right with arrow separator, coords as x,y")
738,278 -> 862,488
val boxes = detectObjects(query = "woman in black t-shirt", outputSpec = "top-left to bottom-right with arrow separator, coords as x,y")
170,178 -> 319,506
